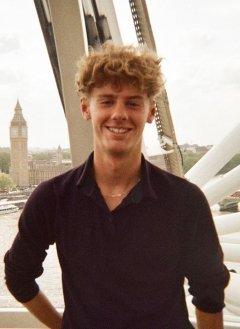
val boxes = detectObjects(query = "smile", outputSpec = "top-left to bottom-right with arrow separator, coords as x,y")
106,127 -> 131,134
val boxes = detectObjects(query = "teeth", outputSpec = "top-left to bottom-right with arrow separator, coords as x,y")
108,127 -> 129,134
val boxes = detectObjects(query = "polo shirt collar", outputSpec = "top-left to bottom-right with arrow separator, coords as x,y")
76,152 -> 96,197
76,152 -> 158,202
141,155 -> 158,200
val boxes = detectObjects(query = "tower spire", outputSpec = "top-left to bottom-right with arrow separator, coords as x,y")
11,100 -> 27,125
15,99 -> 22,110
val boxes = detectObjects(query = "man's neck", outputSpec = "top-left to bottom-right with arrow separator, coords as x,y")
93,151 -> 141,194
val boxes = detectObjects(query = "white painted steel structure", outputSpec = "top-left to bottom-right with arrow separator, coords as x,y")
213,213 -> 240,236
1,0 -> 240,328
186,123 -> 240,324
203,164 -> 240,206
186,123 -> 240,188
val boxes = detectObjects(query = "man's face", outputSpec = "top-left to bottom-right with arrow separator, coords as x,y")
81,84 -> 155,158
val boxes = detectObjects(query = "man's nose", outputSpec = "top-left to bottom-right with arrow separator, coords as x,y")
111,101 -> 128,120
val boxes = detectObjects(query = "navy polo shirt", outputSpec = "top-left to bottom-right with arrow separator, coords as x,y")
4,153 -> 229,329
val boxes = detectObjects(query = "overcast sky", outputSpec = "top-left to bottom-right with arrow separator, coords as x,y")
0,0 -> 240,153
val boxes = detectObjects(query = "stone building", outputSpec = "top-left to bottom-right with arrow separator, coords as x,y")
9,100 -> 29,187
28,152 -> 72,186
9,101 -> 72,188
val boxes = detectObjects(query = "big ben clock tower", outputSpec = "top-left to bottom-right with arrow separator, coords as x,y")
9,100 -> 29,187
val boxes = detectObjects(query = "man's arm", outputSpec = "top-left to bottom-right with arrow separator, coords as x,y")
184,184 -> 230,324
23,290 -> 62,329
196,308 -> 223,329
4,181 -> 59,326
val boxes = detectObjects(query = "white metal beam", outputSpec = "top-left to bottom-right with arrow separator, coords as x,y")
186,123 -> 240,187
203,164 -> 240,206
213,212 -> 240,236
48,0 -> 93,166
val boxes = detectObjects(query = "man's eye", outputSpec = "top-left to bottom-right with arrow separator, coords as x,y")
127,102 -> 139,107
101,100 -> 113,106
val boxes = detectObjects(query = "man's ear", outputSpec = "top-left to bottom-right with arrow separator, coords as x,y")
147,101 -> 156,123
81,97 -> 91,120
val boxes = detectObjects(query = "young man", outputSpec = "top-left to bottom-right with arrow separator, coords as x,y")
4,43 -> 229,329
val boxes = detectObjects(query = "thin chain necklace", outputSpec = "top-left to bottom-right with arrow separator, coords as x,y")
101,178 -> 141,198
102,191 -> 128,198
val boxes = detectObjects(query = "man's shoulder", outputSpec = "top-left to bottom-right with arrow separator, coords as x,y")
30,161 -> 86,199
147,160 -> 190,189
147,160 -> 204,202
49,163 -> 84,188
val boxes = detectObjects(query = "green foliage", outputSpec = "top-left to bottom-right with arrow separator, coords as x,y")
182,151 -> 205,174
31,149 -> 71,161
217,153 -> 240,175
63,149 -> 71,159
0,173 -> 14,192
0,147 -> 71,173
31,151 -> 53,161
182,150 -> 240,175
0,149 -> 10,174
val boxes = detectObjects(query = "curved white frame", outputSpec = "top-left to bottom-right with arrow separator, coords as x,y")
186,123 -> 240,320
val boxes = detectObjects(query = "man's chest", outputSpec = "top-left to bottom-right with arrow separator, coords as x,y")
55,200 -> 184,286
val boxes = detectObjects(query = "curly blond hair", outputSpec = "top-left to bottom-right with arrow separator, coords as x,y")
76,43 -> 164,98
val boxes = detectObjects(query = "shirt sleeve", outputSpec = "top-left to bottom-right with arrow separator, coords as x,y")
4,180 -> 56,303
184,185 -> 230,313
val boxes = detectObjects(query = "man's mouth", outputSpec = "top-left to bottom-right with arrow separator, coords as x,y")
106,127 -> 131,134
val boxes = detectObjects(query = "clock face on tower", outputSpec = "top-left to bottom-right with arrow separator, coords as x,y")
10,127 -> 18,138
21,127 -> 27,137
10,126 -> 27,138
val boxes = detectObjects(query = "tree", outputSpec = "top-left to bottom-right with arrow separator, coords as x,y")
32,151 -> 53,161
217,154 -> 240,175
182,150 -> 240,176
63,149 -> 71,159
31,149 -> 71,161
0,151 -> 10,173
0,173 -> 15,192
182,151 -> 205,174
